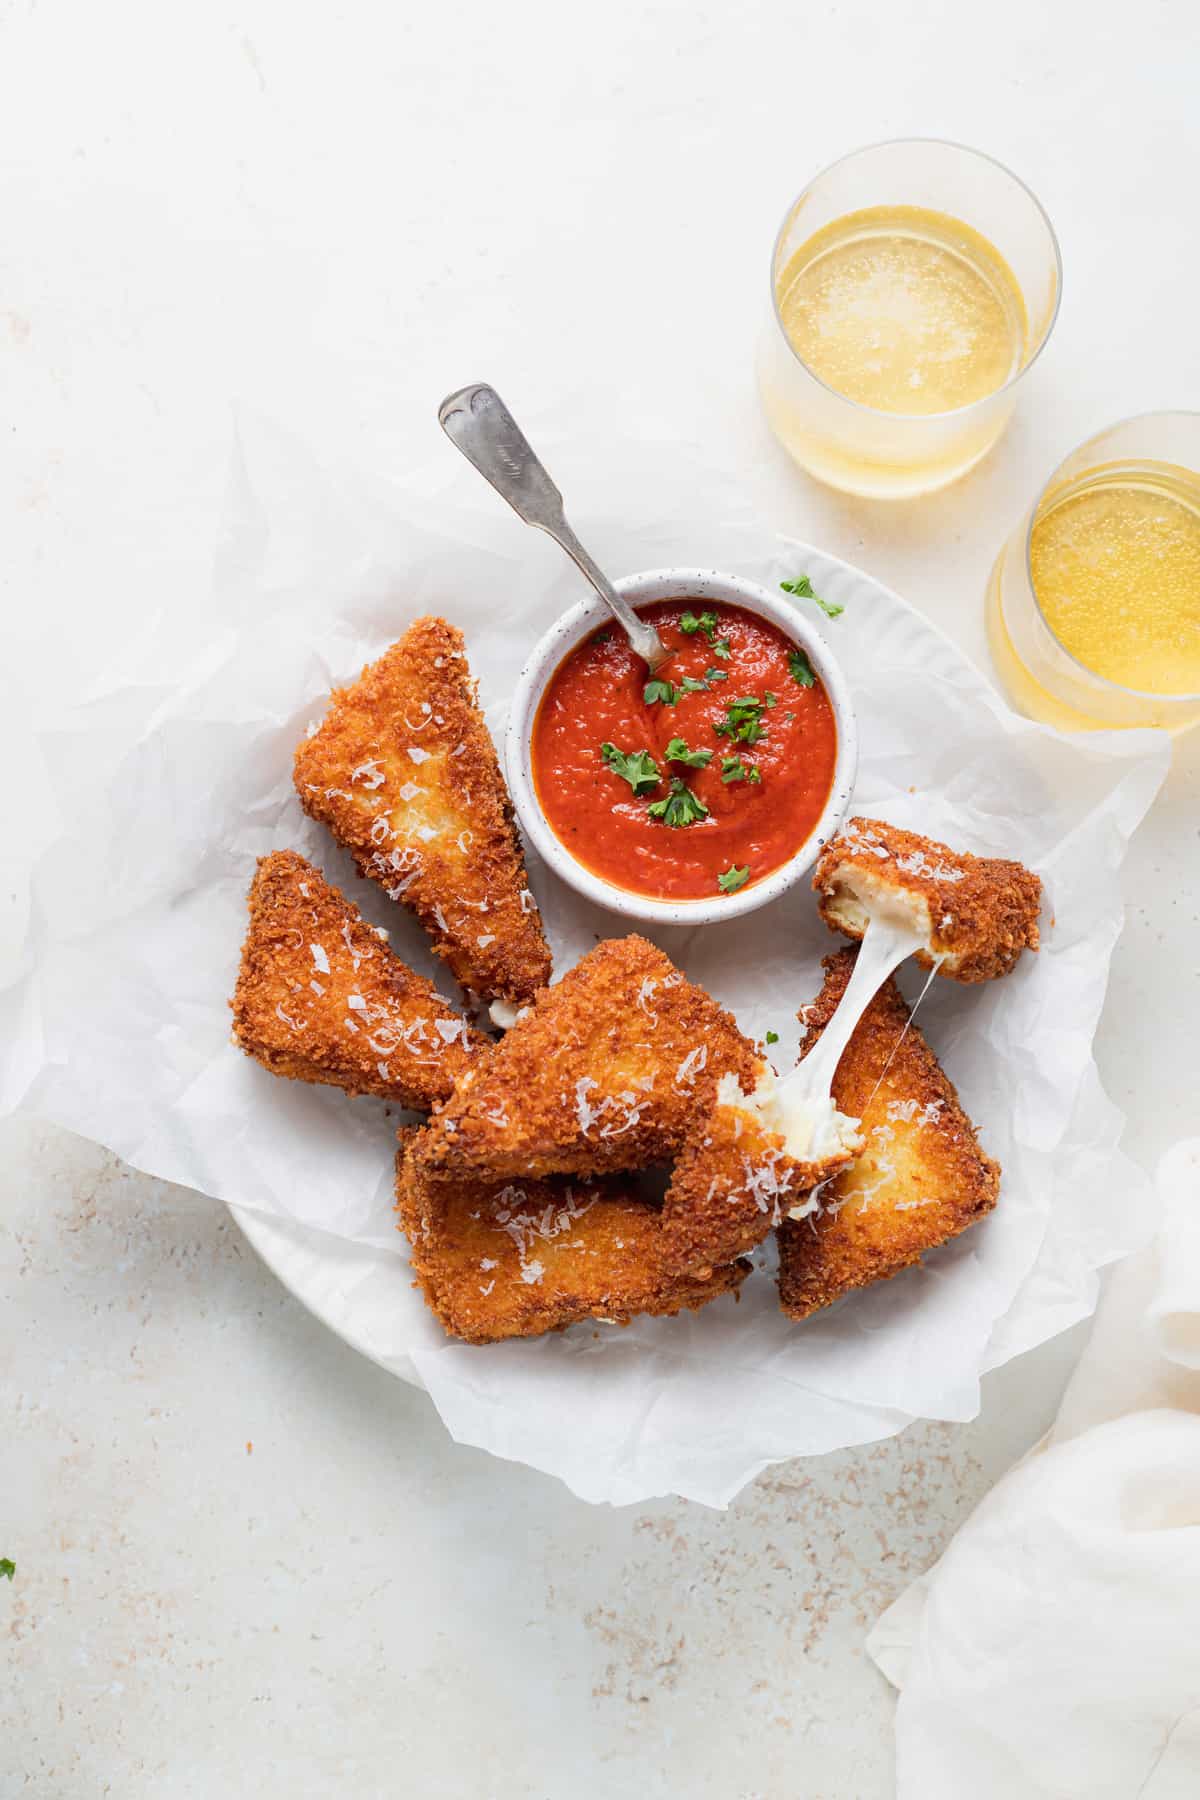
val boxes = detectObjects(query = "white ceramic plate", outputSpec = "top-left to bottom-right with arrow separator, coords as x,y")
8,420 -> 1161,1504
231,541 -> 971,1394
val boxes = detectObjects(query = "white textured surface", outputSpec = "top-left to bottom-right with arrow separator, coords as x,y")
2,0 -> 1198,1793
6,1118 -> 1090,1798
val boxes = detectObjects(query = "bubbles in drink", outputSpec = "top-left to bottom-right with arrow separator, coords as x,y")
776,205 -> 1027,416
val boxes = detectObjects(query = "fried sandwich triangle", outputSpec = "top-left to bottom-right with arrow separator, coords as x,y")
411,934 -> 765,1182
294,615 -> 552,1006
777,947 -> 1001,1318
813,816 -> 1042,983
396,1132 -> 749,1344
232,850 -> 486,1108
406,933 -> 853,1295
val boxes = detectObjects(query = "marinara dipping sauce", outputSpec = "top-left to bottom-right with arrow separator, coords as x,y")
530,599 -> 838,901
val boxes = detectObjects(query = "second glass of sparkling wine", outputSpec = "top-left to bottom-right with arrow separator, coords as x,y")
987,412 -> 1200,733
758,140 -> 1061,498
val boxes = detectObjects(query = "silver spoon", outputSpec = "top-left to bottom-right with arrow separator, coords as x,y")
437,383 -> 671,673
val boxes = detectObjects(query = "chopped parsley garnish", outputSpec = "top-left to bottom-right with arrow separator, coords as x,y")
0,1559 -> 13,1582
788,649 -> 816,689
665,737 -> 713,769
679,608 -> 720,641
643,678 -> 679,706
717,864 -> 750,893
715,697 -> 767,744
720,755 -> 760,784
781,574 -> 843,619
600,742 -> 661,796
764,691 -> 778,707
647,777 -> 709,828
679,667 -> 728,694
595,631 -> 612,645
712,637 -> 732,660
765,1030 -> 779,1045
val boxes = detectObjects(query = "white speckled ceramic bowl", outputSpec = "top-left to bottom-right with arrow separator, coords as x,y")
505,568 -> 858,925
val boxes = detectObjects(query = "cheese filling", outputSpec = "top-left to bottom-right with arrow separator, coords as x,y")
719,906 -> 934,1205
717,1069 -> 862,1166
488,998 -> 529,1031
823,868 -> 934,946
795,903 -> 930,1098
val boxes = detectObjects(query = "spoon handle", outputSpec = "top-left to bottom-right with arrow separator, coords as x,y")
438,384 -> 668,670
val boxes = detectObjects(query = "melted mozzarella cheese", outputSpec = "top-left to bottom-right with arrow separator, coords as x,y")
488,998 -> 528,1031
824,867 -> 934,945
717,1068 -> 864,1164
792,908 -> 929,1102
723,909 -> 932,1173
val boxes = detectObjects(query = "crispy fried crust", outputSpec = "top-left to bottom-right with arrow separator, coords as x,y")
813,817 -> 1042,983
777,948 -> 1000,1320
412,935 -> 764,1182
293,617 -> 552,1004
231,851 -> 486,1107
396,1133 -> 748,1344
661,1103 -> 839,1279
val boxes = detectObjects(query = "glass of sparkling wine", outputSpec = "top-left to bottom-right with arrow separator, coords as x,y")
758,140 -> 1061,498
987,413 -> 1200,733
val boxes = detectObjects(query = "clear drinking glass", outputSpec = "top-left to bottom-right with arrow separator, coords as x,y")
757,139 -> 1061,499
986,413 -> 1200,733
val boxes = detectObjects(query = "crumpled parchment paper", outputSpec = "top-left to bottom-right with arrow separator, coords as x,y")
0,415 -> 1171,1506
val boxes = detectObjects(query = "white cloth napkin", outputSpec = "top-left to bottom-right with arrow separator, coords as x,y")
868,1141 -> 1200,1799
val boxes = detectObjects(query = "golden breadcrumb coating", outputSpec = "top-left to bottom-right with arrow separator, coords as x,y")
412,935 -> 764,1183
396,1133 -> 748,1344
293,616 -> 552,1004
813,816 -> 1042,983
661,1099 -> 848,1280
777,948 -> 1001,1320
231,851 -> 486,1107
